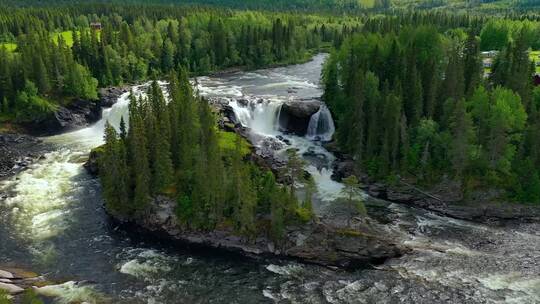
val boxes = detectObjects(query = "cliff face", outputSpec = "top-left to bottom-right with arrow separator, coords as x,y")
110,196 -> 405,269
22,86 -> 128,136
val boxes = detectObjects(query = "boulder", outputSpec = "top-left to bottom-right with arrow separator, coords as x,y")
279,100 -> 321,135
0,282 -> 24,295
331,160 -> 356,182
99,86 -> 127,107
84,147 -> 102,176
0,270 -> 14,279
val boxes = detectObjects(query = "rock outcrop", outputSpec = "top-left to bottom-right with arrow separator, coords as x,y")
111,197 -> 405,269
99,86 -> 128,107
23,86 -> 128,136
23,99 -> 102,136
0,268 -> 47,296
279,100 -> 321,136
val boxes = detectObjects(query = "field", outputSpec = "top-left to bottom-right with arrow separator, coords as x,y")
0,42 -> 17,52
52,30 -> 75,46
530,51 -> 540,73
218,131 -> 252,156
2,30 -> 93,53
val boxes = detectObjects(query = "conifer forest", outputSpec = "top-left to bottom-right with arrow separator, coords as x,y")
0,1 -> 539,303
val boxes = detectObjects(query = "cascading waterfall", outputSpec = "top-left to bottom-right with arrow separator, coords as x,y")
306,105 -> 335,141
229,98 -> 284,135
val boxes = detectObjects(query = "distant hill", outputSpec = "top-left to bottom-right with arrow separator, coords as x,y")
392,0 -> 540,11
2,0 -> 539,12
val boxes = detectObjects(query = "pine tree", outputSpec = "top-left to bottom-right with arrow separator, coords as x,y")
285,149 -> 305,196
33,55 -> 50,94
147,81 -> 174,193
129,97 -> 151,214
449,98 -> 475,178
119,116 -> 127,141
463,31 -> 482,97
341,175 -> 366,226
230,136 -> 257,236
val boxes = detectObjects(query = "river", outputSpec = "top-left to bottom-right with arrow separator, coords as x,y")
0,54 -> 539,303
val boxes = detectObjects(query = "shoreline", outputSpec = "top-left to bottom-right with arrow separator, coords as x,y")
106,195 -> 406,270
327,143 -> 540,226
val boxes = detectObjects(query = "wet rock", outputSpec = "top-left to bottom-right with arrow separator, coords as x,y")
257,137 -> 285,158
0,133 -> 48,180
279,100 -> 321,136
84,147 -> 102,176
0,282 -> 24,295
0,270 -> 14,279
331,160 -> 356,182
276,135 -> 291,145
99,86 -> 128,107
110,196 -> 405,269
23,99 -> 102,136
23,86 -> 126,136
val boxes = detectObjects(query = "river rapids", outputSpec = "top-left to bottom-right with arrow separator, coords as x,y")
0,54 -> 538,303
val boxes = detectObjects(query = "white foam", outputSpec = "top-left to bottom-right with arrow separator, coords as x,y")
33,281 -> 103,304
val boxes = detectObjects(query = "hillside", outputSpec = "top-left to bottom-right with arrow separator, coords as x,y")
2,0 -> 539,12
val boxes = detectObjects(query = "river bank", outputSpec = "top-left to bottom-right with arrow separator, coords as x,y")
0,86 -> 127,181
328,144 -> 540,226
107,195 -> 405,269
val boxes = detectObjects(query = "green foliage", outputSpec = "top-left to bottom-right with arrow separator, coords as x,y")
324,23 -> 540,204
21,290 -> 43,304
99,70 -> 300,240
0,290 -> 10,304
15,81 -> 57,122
64,63 -> 98,100
218,131 -> 251,156
0,3 -> 357,123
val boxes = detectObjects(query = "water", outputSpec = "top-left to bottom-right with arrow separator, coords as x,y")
306,105 -> 335,142
1,54 -> 539,303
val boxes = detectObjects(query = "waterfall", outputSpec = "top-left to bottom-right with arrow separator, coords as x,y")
229,98 -> 283,135
306,105 -> 335,141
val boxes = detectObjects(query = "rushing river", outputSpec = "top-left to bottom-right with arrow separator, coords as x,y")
1,54 -> 539,304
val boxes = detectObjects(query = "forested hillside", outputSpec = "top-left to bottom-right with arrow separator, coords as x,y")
3,0 -> 539,12
1,0 -> 390,12
323,15 -> 540,204
0,3 -> 360,124
392,0 -> 540,11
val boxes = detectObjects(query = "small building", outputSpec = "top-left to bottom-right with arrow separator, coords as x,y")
481,50 -> 499,58
90,22 -> 102,30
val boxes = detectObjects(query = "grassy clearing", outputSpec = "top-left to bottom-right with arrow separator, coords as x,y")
3,29 -> 94,51
530,51 -> 540,73
218,131 -> 251,156
0,42 -> 17,52
52,30 -> 75,46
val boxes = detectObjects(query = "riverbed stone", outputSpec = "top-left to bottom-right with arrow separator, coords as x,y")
0,282 -> 24,294
0,270 -> 14,279
279,100 -> 321,135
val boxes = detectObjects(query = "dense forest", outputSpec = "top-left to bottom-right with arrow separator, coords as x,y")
3,0 -> 539,12
323,17 -> 540,204
99,73 -> 313,240
0,3 -> 360,123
